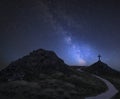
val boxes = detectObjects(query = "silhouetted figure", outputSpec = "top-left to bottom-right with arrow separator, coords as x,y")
98,54 -> 101,61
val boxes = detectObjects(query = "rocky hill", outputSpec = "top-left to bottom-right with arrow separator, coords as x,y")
82,60 -> 120,76
0,49 -> 72,81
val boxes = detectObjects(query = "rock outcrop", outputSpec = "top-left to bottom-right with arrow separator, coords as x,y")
0,49 -> 71,81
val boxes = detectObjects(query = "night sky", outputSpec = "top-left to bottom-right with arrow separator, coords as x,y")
0,0 -> 120,70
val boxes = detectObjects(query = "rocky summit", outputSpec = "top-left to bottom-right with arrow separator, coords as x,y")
0,49 -> 71,81
82,60 -> 120,76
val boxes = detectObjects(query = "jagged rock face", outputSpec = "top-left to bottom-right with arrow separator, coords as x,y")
0,49 -> 71,81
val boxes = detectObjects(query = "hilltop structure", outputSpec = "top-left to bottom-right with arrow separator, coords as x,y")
98,54 -> 101,61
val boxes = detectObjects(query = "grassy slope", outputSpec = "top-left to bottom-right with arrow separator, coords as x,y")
0,68 -> 107,99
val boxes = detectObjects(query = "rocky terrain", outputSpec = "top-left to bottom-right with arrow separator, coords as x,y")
0,49 -> 107,99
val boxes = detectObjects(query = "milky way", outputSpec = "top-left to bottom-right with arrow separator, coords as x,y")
0,0 -> 120,70
43,1 -> 97,65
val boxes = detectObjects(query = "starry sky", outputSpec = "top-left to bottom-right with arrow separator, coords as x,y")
0,0 -> 120,70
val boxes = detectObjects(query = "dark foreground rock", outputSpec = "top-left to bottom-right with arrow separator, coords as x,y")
0,49 -> 72,81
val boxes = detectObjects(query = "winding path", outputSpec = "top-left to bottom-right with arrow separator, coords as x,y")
86,75 -> 118,99
77,69 -> 118,99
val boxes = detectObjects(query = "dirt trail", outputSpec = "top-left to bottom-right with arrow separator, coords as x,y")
86,75 -> 118,99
